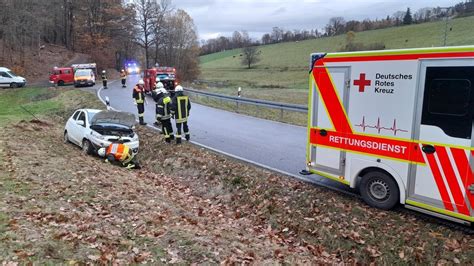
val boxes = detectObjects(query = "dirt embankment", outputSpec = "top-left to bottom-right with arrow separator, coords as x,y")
0,116 -> 473,264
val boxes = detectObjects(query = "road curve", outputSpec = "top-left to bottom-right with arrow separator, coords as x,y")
94,74 -> 353,194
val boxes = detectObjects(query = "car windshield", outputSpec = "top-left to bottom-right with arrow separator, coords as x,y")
7,71 -> 16,77
157,74 -> 175,80
87,110 -> 101,123
75,70 -> 91,76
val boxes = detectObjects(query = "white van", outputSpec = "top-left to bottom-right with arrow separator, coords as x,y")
0,67 -> 27,88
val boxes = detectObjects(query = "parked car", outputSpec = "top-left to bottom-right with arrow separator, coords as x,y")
0,67 -> 27,88
74,69 -> 96,87
64,109 -> 139,155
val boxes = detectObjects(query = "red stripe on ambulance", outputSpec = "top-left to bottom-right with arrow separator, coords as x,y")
451,147 -> 474,208
310,129 -> 424,164
425,153 -> 455,211
323,52 -> 474,63
435,147 -> 470,215
312,61 -> 353,134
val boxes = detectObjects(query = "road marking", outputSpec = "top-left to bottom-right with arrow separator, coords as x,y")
97,83 -> 357,197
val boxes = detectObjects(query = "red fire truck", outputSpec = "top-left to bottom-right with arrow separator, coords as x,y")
143,67 -> 179,93
49,63 -> 97,86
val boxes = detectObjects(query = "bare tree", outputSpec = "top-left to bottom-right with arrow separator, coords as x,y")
133,0 -> 159,68
241,45 -> 261,69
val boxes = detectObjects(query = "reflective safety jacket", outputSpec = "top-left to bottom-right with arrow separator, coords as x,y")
101,74 -> 107,81
156,93 -> 172,120
171,92 -> 191,123
106,143 -> 133,165
133,85 -> 145,104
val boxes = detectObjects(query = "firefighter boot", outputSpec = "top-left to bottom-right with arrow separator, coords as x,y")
139,117 -> 147,125
176,137 -> 182,145
185,133 -> 190,141
170,134 -> 175,140
165,137 -> 171,143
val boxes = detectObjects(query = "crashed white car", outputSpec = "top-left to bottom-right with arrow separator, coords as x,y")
64,109 -> 139,155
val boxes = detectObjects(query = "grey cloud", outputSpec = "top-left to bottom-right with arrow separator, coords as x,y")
172,0 -> 460,39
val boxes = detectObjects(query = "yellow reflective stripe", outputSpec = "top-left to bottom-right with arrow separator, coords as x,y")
178,97 -> 184,119
406,200 -> 474,222
110,143 -> 119,154
138,113 -> 144,117
306,73 -> 313,164
309,169 -> 350,185
120,146 -> 130,161
163,97 -> 171,104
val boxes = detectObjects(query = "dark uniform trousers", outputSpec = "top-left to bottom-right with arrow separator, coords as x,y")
102,74 -> 108,89
172,94 -> 191,143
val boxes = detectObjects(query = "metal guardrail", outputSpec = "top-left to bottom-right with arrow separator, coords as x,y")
184,88 -> 308,114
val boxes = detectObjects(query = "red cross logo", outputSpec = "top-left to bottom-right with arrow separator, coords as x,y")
354,73 -> 371,92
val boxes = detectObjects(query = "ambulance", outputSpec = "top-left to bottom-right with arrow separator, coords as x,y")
305,46 -> 474,225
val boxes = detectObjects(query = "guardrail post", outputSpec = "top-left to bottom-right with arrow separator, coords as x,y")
236,101 -> 239,113
280,108 -> 284,121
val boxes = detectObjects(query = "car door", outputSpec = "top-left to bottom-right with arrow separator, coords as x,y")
409,59 -> 474,218
69,111 -> 87,144
0,71 -> 12,88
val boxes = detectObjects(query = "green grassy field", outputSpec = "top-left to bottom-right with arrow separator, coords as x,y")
0,87 -> 103,126
199,16 -> 474,105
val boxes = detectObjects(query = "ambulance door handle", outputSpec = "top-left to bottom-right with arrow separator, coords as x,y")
422,145 -> 436,154
319,129 -> 328,136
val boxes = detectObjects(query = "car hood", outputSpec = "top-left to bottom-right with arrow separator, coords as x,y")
90,111 -> 136,128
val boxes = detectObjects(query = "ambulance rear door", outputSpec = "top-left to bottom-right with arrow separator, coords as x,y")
309,66 -> 351,176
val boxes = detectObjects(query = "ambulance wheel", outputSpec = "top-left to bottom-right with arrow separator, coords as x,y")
82,139 -> 93,155
360,171 -> 399,210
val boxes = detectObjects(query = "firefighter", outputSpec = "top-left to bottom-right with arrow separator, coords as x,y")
101,70 -> 108,89
97,143 -> 140,169
171,85 -> 191,144
120,69 -> 127,88
153,86 -> 175,143
155,77 -> 163,90
133,79 -> 147,125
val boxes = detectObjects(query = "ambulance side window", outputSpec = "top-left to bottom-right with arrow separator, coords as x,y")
421,66 -> 474,139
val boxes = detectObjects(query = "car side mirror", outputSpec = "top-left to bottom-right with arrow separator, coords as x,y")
76,120 -> 85,126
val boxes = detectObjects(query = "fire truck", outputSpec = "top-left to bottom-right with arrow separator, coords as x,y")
49,63 -> 97,86
304,46 -> 474,225
143,67 -> 178,94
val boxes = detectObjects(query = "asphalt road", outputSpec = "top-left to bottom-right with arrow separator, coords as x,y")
95,75 -> 352,194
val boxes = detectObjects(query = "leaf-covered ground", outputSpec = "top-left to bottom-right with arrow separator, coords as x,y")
0,117 -> 473,264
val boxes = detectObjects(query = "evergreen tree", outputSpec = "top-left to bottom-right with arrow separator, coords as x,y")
403,7 -> 413,25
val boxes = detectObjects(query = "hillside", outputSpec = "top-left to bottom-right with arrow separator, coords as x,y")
199,16 -> 474,104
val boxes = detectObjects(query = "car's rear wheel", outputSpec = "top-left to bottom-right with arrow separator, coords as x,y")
58,80 -> 64,86
63,131 -> 70,144
360,170 -> 399,210
82,139 -> 93,155
10,83 -> 18,88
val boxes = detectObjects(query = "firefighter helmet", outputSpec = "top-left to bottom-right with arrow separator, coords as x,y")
102,70 -> 106,74
156,82 -> 164,89
138,79 -> 145,85
98,148 -> 106,157
175,85 -> 183,92
156,77 -> 160,82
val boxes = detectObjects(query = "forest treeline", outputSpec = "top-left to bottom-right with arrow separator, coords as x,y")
200,1 -> 474,55
0,0 -> 200,80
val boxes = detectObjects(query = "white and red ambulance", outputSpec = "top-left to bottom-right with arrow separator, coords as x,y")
305,46 -> 474,225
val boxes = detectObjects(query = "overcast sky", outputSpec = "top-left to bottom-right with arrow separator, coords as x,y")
172,0 -> 461,40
